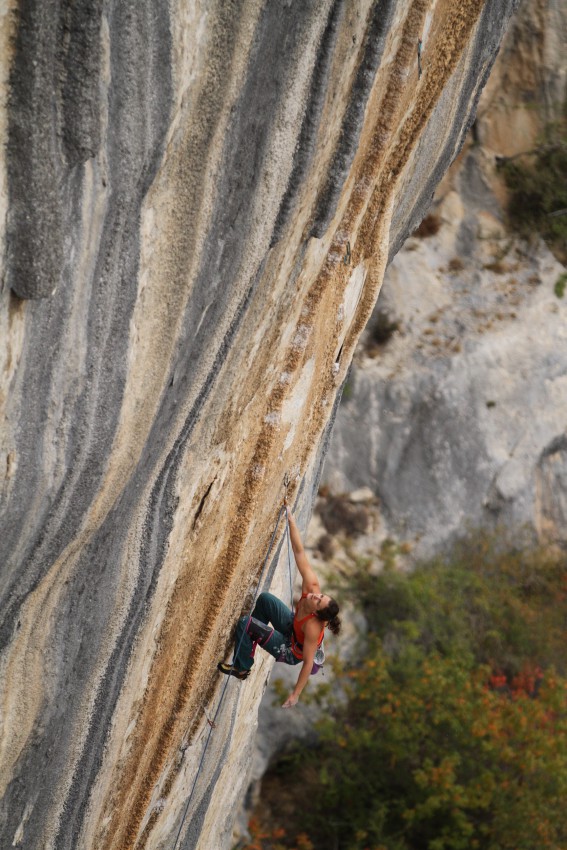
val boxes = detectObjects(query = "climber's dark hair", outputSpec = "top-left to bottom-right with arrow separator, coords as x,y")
316,597 -> 341,635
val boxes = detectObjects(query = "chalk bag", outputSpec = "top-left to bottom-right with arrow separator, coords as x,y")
311,640 -> 326,675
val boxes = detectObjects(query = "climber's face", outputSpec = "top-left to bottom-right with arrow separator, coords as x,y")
307,592 -> 331,612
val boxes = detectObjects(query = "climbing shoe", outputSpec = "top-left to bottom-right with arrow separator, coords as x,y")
217,662 -> 250,680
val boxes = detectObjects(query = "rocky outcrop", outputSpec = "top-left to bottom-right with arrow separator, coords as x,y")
324,219 -> 567,555
323,0 -> 567,557
0,2 -> 517,849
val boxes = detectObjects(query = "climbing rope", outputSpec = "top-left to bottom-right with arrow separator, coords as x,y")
284,504 -> 294,610
171,496 -> 295,850
282,474 -> 294,609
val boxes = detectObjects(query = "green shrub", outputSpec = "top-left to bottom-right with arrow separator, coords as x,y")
554,272 -> 567,298
346,533 -> 567,677
317,494 -> 369,537
499,123 -> 567,262
368,310 -> 400,347
296,649 -> 567,850
414,213 -> 442,238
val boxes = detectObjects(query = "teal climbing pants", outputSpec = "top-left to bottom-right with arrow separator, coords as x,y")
233,592 -> 301,671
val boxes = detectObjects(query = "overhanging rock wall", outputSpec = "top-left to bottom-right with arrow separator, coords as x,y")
0,2 -> 517,848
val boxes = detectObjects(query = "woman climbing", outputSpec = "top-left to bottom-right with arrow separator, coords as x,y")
218,504 -> 341,708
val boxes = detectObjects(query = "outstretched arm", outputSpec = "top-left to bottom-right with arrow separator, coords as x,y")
287,508 -> 320,595
282,627 -> 317,708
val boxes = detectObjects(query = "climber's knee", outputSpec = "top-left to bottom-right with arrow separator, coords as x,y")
246,616 -> 274,647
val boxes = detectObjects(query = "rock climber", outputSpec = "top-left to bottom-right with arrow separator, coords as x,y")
218,503 -> 341,708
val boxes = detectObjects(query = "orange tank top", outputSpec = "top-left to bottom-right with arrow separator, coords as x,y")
291,593 -> 326,660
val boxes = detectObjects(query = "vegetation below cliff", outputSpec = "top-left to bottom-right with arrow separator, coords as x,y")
243,533 -> 567,850
500,116 -> 567,263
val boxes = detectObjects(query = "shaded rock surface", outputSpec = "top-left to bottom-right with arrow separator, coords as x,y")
0,2 -> 517,849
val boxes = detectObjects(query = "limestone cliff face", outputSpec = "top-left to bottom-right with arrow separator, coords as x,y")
0,2 -> 516,849
324,216 -> 567,555
324,0 -> 567,557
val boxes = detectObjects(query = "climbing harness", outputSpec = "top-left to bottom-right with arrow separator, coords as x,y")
171,487 -> 294,850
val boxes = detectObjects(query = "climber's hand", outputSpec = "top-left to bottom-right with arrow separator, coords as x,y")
282,692 -> 299,709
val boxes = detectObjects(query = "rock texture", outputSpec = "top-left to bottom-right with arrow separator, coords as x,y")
0,2 -> 517,849
324,223 -> 567,555
323,0 -> 567,557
